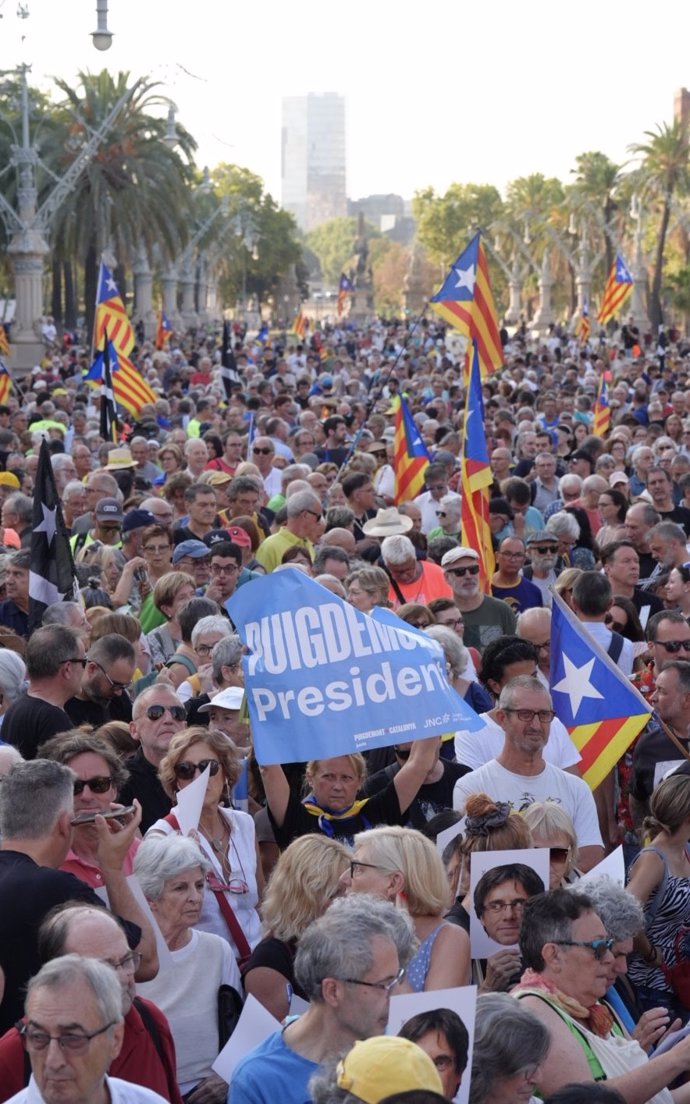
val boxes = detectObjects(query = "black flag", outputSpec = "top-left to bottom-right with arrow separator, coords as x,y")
28,440 -> 78,634
100,329 -> 118,442
220,320 -> 241,401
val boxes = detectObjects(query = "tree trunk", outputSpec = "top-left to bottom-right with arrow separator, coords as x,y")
64,262 -> 77,332
51,259 -> 63,326
650,197 -> 672,331
84,245 -> 98,348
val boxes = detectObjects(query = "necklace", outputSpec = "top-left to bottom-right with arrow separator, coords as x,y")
199,815 -> 249,891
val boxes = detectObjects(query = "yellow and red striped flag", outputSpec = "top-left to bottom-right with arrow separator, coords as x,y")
0,325 -> 9,357
430,232 -> 504,382
575,303 -> 591,345
460,340 -> 495,592
593,376 -> 610,438
597,255 -> 633,325
0,362 -> 11,406
293,310 -> 308,339
393,395 -> 430,504
94,263 -> 157,416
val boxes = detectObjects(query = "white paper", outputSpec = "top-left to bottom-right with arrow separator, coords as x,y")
436,817 -> 465,858
172,763 -> 211,835
212,994 -> 281,1082
469,848 -> 550,959
126,873 -> 175,970
578,845 -> 625,888
387,985 -> 477,1104
289,994 -> 310,1016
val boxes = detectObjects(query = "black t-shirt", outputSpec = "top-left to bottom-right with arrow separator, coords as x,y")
268,781 -> 403,850
659,506 -> 690,537
631,587 -> 664,621
362,761 -> 470,829
119,747 -> 172,834
65,693 -> 133,728
629,714 -> 688,804
243,936 -> 307,1000
2,696 -> 73,759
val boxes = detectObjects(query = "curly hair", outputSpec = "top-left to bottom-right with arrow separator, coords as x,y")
158,725 -> 242,799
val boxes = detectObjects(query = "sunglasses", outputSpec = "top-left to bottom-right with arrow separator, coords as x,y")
174,758 -> 221,781
73,775 -> 113,796
656,640 -> 690,653
64,657 -> 87,668
91,660 -> 130,692
145,704 -> 187,722
549,846 -> 571,863
530,546 -> 558,555
252,447 -> 273,455
554,937 -> 614,960
446,564 -> 480,577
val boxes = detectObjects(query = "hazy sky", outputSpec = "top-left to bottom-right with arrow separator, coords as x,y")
4,0 -> 688,206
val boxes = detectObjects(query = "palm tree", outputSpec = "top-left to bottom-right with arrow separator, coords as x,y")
629,120 -> 690,330
569,151 -> 622,275
46,70 -> 197,334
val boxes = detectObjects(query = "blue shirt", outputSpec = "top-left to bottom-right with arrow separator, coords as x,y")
229,1028 -> 317,1104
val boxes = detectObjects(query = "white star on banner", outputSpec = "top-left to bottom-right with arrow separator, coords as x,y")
454,265 -> 476,293
34,502 -> 57,546
552,653 -> 604,715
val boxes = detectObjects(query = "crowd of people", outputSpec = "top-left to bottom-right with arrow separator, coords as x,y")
3,313 -> 690,1102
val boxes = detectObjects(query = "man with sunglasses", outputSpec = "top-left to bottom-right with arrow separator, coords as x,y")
65,634 -> 137,729
120,687 -> 187,833
441,546 -> 517,654
2,625 -> 85,759
453,675 -> 603,871
254,490 -> 324,574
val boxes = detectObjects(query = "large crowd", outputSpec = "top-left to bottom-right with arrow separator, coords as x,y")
2,313 -> 690,1104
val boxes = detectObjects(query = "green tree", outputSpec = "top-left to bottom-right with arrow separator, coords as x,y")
305,216 -> 378,285
569,151 -> 622,275
629,120 -> 690,330
412,183 -> 503,268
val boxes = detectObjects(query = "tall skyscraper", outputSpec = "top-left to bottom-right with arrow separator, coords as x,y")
281,93 -> 346,232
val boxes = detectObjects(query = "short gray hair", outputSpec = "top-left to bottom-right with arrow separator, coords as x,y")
470,994 -> 549,1104
133,835 -> 211,901
498,674 -> 551,711
0,648 -> 26,702
27,954 -> 123,1027
425,624 -> 468,678
191,616 -> 233,648
211,635 -> 244,684
295,894 -> 416,1002
381,535 -> 416,565
286,490 -> 322,518
4,493 -> 32,525
546,511 -> 580,541
0,759 -> 74,840
574,875 -> 643,941
42,601 -> 84,630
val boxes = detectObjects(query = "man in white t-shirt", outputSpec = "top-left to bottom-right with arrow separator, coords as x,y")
453,675 -> 603,871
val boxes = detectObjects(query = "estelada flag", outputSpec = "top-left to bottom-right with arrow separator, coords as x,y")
393,395 -> 430,503
550,589 -> 651,790
597,255 -> 633,325
461,340 -> 495,592
430,231 -> 503,381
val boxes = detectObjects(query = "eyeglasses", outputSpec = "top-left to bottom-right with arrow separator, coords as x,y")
64,657 -> 87,668
174,758 -> 221,781
210,563 -> 239,574
530,546 -> 558,555
252,447 -> 273,455
350,859 -> 392,879
106,951 -> 142,974
90,660 -> 130,692
143,545 -> 171,554
195,643 -> 216,655
442,616 -> 464,629
437,511 -> 448,518
503,708 -> 555,724
338,966 -> 406,992
73,775 -> 113,796
482,897 -> 527,915
144,703 -> 186,722
656,639 -> 690,653
446,564 -> 480,577
305,510 -> 324,521
17,1020 -> 116,1054
549,847 -> 571,863
553,937 -> 615,960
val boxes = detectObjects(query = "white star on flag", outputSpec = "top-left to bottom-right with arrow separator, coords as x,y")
552,654 -> 604,715
34,502 -> 57,546
454,265 -> 476,293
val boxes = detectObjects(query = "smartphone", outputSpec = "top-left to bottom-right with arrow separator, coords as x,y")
71,805 -> 135,826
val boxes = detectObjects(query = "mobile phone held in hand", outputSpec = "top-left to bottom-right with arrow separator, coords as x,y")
71,805 -> 135,826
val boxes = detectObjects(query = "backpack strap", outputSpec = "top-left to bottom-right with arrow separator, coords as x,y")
606,631 -> 624,664
132,997 -> 166,1068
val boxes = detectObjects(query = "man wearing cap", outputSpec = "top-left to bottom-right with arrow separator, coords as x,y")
70,497 -> 123,555
442,547 -> 517,653
255,491 -> 325,574
198,686 -> 247,750
172,539 -> 212,590
121,508 -> 157,562
491,537 -> 543,614
522,531 -> 560,607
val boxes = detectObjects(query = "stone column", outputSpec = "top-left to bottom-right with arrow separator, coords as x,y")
8,159 -> 49,372
161,264 -> 180,329
505,256 -> 522,324
132,248 -> 156,339
575,236 -> 592,319
630,227 -> 649,331
180,258 -> 198,328
531,249 -> 553,333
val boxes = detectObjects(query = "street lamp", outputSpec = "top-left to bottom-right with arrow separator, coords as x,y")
91,0 -> 113,50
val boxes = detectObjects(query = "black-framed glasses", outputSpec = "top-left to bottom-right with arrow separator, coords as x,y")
553,937 -> 614,960
305,510 -> 324,521
446,564 -> 480,577
549,847 -> 571,863
530,546 -> 558,555
195,642 -> 216,656
90,660 -> 129,692
338,966 -> 405,992
349,859 -> 391,879
252,447 -> 273,455
503,708 -> 554,724
17,1020 -> 116,1054
64,656 -> 87,668
73,775 -> 113,796
174,758 -> 221,781
656,639 -> 690,653
145,704 -> 186,722
210,563 -> 239,574
482,897 -> 527,915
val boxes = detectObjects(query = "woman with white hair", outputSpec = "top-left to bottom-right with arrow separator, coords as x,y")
380,534 -> 453,610
0,649 -> 26,731
176,615 -> 233,703
469,993 -> 550,1104
134,835 -> 240,1104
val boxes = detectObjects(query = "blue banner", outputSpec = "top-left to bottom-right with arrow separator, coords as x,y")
228,570 -> 482,765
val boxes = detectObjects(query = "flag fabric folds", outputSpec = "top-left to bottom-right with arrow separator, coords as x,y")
0,362 -> 11,406
393,395 -> 430,504
576,303 -> 591,345
593,376 -> 610,438
461,340 -> 495,592
97,331 -> 118,443
550,590 -> 651,791
337,273 -> 354,316
430,232 -> 503,379
597,255 -> 633,324
220,320 -> 241,401
28,440 -> 78,634
0,325 -> 9,357
155,309 -> 172,350
293,310 -> 308,339
93,262 -> 157,415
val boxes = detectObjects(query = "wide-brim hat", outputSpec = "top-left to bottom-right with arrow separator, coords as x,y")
105,447 -> 136,470
362,508 -> 413,538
